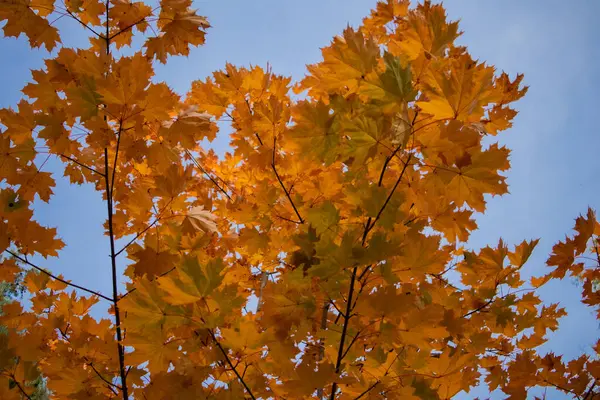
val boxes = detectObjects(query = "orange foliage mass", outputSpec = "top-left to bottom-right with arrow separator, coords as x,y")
0,0 -> 598,399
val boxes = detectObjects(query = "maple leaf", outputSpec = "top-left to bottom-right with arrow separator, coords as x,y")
430,143 -> 510,212
127,245 -> 178,278
0,0 -> 60,50
145,0 -> 210,63
416,53 -> 499,123
180,206 -> 218,236
299,26 -> 380,97
157,256 -> 224,305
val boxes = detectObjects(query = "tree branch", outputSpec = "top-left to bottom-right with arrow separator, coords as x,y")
185,149 -> 232,200
541,378 -> 582,399
316,301 -> 330,399
103,147 -> 129,400
329,265 -> 358,400
462,297 -> 495,318
583,379 -> 596,400
10,375 -> 32,400
208,329 -> 257,400
329,134 -> 415,398
354,381 -> 379,400
340,329 -> 363,363
87,361 -> 122,394
4,250 -> 113,302
271,136 -> 304,224
114,198 -> 174,257
255,271 -> 268,313
118,266 -> 176,300
107,15 -> 150,41
64,8 -> 103,38
59,154 -> 105,177
110,127 -> 122,196
362,153 -> 413,243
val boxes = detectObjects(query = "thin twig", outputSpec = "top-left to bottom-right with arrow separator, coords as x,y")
185,149 -> 232,200
340,329 -> 363,362
114,198 -> 174,257
208,329 -> 257,400
362,153 -> 413,243
59,154 -> 105,177
583,379 -> 597,400
354,381 -> 380,400
107,14 -> 150,41
110,125 -> 122,196
11,375 -> 32,400
271,136 -> 304,224
541,378 -> 582,399
275,214 -> 302,224
88,361 -> 122,394
64,8 -> 103,38
4,250 -> 113,302
461,297 -> 495,318
118,267 -> 176,300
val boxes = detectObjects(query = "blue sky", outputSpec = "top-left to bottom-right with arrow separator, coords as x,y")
1,0 -> 599,398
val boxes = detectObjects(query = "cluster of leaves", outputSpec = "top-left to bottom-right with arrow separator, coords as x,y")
0,0 -> 598,399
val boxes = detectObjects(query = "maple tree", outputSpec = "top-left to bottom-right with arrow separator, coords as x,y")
0,0 -> 598,398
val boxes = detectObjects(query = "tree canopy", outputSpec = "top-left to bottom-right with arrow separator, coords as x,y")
0,0 -> 599,399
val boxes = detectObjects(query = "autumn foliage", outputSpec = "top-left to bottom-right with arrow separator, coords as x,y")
0,0 -> 599,399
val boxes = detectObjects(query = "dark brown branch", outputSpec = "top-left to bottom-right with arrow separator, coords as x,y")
271,136 -> 304,224
87,361 -> 122,394
110,126 -> 122,195
461,297 -> 495,318
103,147 -> 129,400
362,153 -> 413,243
328,300 -> 345,318
541,378 -> 582,399
107,15 -> 149,41
10,375 -> 32,400
340,329 -> 363,362
316,301 -> 330,399
330,133 -> 415,397
4,250 -> 113,301
105,0 -> 110,54
208,329 -> 257,400
378,111 -> 418,187
118,267 -> 175,300
354,381 -> 380,400
114,199 -> 173,257
59,154 -> 105,177
329,266 -> 358,400
275,214 -> 303,224
357,264 -> 372,283
583,380 -> 597,400
377,144 -> 402,186
185,149 -> 232,200
65,8 -> 103,38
